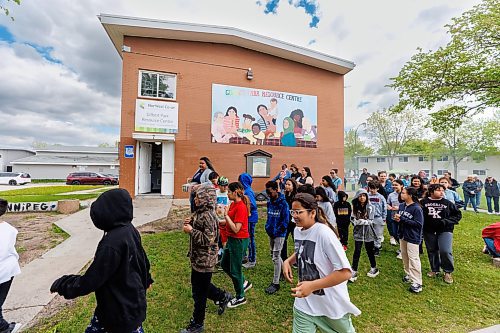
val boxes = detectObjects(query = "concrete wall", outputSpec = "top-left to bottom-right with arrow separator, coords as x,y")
0,150 -> 35,172
11,164 -> 120,179
358,155 -> 500,180
119,37 -> 346,198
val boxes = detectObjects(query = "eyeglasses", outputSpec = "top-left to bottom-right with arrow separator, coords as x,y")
289,209 -> 311,216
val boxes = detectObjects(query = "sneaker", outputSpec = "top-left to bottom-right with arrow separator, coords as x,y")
0,323 -> 22,333
367,267 -> 380,278
390,237 -> 397,246
242,261 -> 256,269
444,272 -> 454,284
216,291 -> 233,315
409,283 -> 423,293
292,263 -> 298,269
402,275 -> 411,283
342,245 -> 348,251
265,283 -> 280,294
180,319 -> 204,333
487,212 -> 493,215
241,257 -> 248,264
427,271 -> 439,278
374,248 -> 380,257
396,252 -> 402,260
243,280 -> 253,292
349,271 -> 358,282
227,297 -> 247,308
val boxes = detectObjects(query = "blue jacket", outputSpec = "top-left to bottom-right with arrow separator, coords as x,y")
265,193 -> 289,238
382,181 -> 394,196
397,202 -> 424,245
271,170 -> 291,191
239,173 -> 259,223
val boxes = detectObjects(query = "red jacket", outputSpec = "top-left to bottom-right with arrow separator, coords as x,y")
482,222 -> 500,252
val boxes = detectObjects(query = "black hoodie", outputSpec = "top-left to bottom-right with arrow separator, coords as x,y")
50,189 -> 153,332
333,191 -> 352,224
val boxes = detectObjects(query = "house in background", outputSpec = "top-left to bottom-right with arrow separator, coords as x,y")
0,148 -> 36,172
356,154 -> 500,179
10,145 -> 119,179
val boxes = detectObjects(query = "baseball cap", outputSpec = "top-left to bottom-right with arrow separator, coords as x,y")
217,176 -> 229,186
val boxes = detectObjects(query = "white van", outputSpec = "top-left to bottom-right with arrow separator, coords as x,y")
0,172 -> 32,185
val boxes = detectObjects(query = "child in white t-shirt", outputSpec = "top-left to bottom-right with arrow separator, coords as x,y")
0,199 -> 22,333
283,193 -> 360,333
216,177 -> 230,259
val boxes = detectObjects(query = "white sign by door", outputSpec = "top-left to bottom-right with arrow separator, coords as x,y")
138,142 -> 152,194
135,99 -> 179,133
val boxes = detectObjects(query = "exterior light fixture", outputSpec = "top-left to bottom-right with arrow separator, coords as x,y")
246,68 -> 253,80
154,141 -> 161,145
122,45 -> 131,53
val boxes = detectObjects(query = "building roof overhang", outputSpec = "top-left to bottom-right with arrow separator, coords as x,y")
99,14 -> 355,75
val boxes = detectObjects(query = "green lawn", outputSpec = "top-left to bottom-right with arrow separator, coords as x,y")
0,185 -> 108,202
26,211 -> 500,333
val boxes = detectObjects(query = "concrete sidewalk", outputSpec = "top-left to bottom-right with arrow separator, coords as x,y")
470,325 -> 500,333
4,198 -> 172,329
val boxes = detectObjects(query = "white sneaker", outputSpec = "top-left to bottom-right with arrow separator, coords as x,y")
390,237 -> 398,246
367,267 -> 380,278
349,271 -> 358,282
487,212 -> 493,215
396,252 -> 402,260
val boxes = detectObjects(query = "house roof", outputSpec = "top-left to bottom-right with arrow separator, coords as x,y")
11,155 -> 119,166
0,147 -> 36,154
99,14 -> 355,75
35,145 -> 118,154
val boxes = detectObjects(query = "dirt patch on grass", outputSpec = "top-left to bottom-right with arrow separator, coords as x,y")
3,212 -> 69,266
138,204 -> 191,234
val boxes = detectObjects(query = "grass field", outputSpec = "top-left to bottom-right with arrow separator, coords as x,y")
25,210 -> 500,333
0,185 -> 109,202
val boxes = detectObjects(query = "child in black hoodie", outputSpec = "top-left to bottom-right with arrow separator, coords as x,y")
333,191 -> 352,251
50,189 -> 153,333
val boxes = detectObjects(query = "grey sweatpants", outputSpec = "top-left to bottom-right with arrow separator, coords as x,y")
373,217 -> 385,249
269,237 -> 285,284
423,231 -> 454,273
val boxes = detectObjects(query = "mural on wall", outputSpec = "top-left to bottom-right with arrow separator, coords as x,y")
211,84 -> 318,148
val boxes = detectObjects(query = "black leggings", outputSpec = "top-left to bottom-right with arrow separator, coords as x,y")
351,241 -> 376,271
191,270 -> 225,325
337,220 -> 350,247
281,221 -> 296,261
0,278 -> 13,331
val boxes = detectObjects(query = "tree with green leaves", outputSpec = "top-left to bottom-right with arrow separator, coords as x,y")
429,106 -> 500,176
1,0 -> 21,20
390,0 -> 500,116
344,128 -> 373,174
365,107 -> 424,170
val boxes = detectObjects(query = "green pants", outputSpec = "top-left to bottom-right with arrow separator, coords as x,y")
293,307 -> 356,333
222,237 -> 249,298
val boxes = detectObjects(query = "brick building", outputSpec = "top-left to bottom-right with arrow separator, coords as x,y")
100,14 -> 354,198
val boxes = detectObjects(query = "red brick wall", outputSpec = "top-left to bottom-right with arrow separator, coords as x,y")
119,37 -> 345,197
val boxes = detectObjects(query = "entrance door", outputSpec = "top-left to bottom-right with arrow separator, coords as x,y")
138,142 -> 152,194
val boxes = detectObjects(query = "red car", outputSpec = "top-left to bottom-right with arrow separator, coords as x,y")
66,172 -> 116,185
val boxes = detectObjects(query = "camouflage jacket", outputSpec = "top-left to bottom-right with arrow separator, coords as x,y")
188,185 -> 219,272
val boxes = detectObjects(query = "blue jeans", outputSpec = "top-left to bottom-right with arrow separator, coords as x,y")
85,314 -> 144,333
486,196 -> 499,213
247,221 -> 257,263
475,191 -> 482,207
484,238 -> 500,257
386,210 -> 398,240
423,231 -> 454,273
464,194 -> 477,211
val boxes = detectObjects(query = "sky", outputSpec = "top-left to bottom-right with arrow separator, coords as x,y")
0,0 -> 482,148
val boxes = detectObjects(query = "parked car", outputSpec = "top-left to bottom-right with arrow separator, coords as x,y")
0,172 -> 32,185
102,174 -> 119,185
66,172 -> 116,185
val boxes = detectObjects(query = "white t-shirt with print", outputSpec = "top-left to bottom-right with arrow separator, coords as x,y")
293,222 -> 361,319
0,221 -> 21,284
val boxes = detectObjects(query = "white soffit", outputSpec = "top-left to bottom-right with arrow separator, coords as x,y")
99,14 -> 355,75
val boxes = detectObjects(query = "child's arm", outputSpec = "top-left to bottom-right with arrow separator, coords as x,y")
381,196 -> 387,220
283,253 -> 297,283
191,217 -> 217,247
51,246 -> 121,299
291,268 -> 351,298
277,203 -> 290,235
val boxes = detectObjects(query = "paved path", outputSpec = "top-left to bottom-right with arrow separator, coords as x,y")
470,325 -> 500,333
4,198 -> 172,330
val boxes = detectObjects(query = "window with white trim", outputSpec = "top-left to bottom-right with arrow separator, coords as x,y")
376,157 -> 386,163
139,70 -> 177,100
399,157 -> 409,162
473,169 -> 486,175
360,157 -> 368,163
418,156 -> 429,161
437,156 -> 449,161
437,169 -> 448,175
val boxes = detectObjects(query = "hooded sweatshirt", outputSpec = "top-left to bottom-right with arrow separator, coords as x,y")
265,192 -> 290,238
351,189 -> 376,242
189,185 -> 219,273
50,189 -> 153,332
482,222 -> 500,253
239,173 -> 259,223
333,191 -> 351,225
367,191 -> 387,220
397,202 -> 424,245
421,197 -> 462,233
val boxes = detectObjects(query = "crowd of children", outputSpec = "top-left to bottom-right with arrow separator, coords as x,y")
3,158 -> 497,333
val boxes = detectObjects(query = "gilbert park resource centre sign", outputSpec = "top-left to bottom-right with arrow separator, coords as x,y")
135,99 -> 179,133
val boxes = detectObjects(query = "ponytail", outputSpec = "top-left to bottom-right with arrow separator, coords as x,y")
228,182 -> 251,216
316,206 -> 340,239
